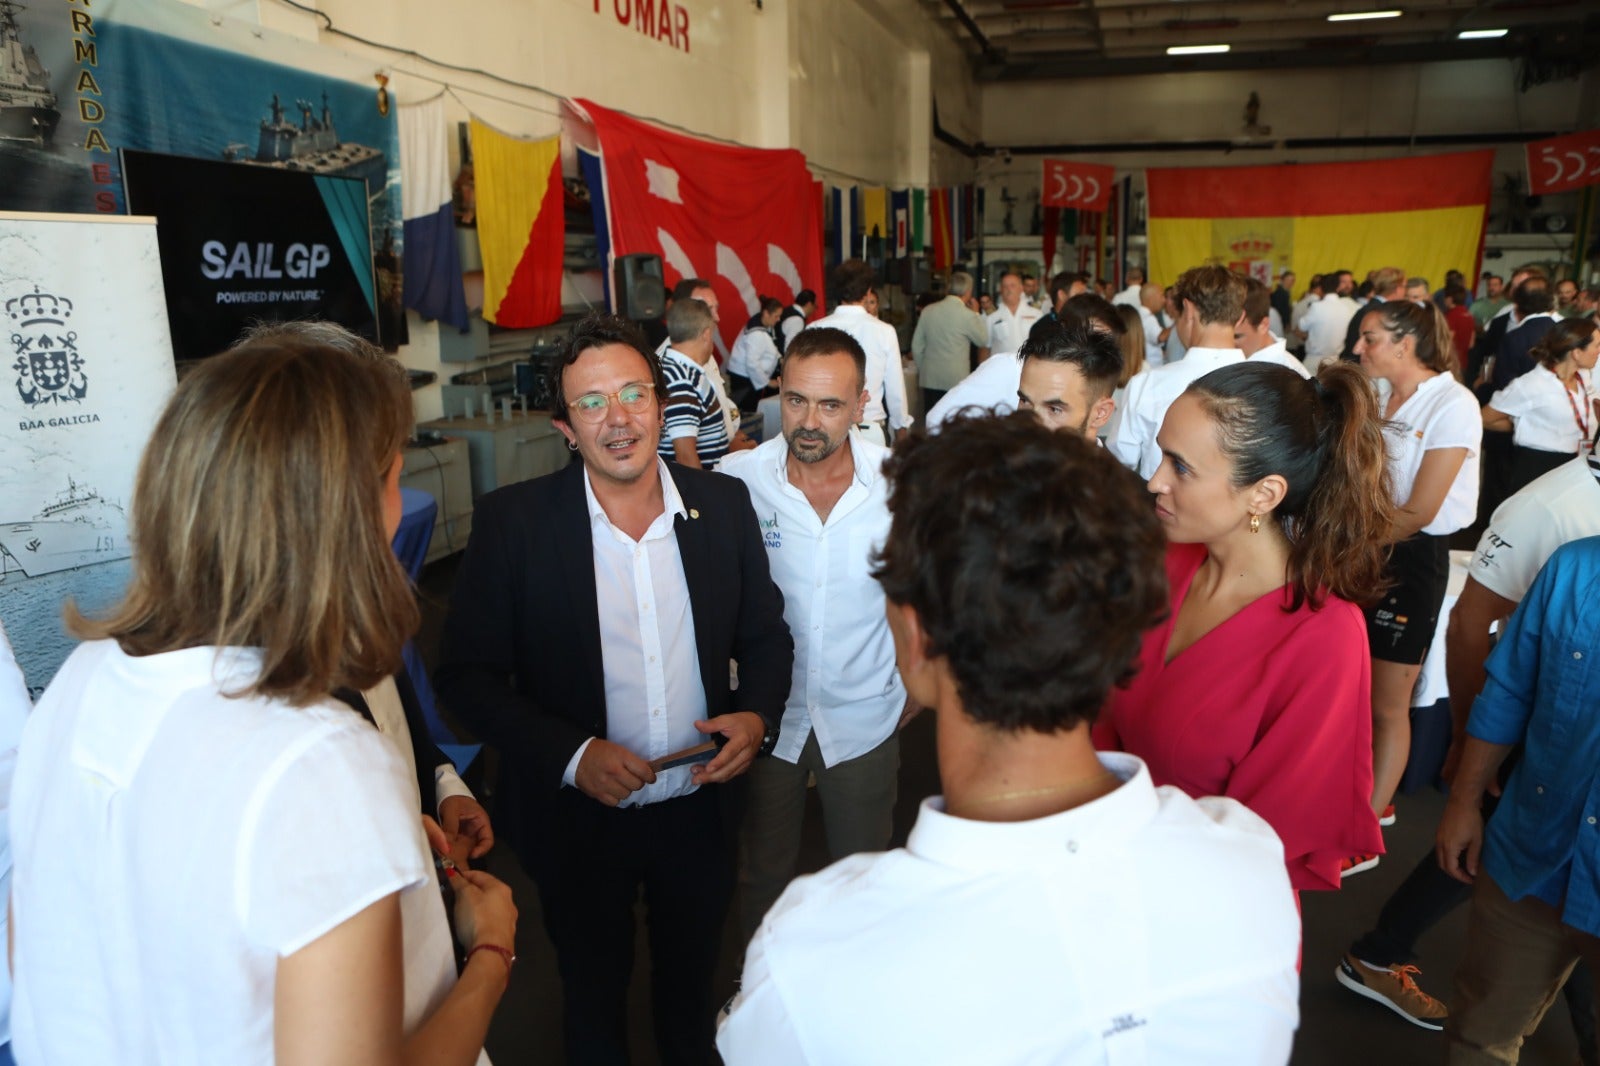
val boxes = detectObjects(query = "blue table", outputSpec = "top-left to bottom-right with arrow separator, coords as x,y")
392,488 -> 480,775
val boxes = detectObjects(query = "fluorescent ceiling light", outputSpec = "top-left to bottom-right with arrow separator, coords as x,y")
1327,10 -> 1402,21
1166,44 -> 1230,55
1458,28 -> 1508,39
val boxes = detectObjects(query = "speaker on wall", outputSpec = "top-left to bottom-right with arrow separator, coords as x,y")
614,253 -> 666,320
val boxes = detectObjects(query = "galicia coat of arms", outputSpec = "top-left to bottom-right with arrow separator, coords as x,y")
9,287 -> 87,407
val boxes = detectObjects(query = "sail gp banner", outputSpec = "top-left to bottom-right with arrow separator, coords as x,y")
0,0 -> 405,347
0,211 -> 177,690
573,99 -> 825,352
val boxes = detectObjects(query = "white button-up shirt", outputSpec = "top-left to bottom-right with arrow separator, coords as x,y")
718,753 -> 1301,1065
1301,293 -> 1359,369
1248,336 -> 1312,380
562,460 -> 708,806
1107,346 -> 1246,479
805,305 -> 913,430
986,299 -> 1042,356
717,436 -> 904,767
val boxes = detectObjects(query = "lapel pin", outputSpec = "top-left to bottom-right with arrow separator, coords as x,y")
690,508 -> 700,519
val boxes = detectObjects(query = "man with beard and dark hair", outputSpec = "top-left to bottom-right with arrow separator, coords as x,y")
718,326 -> 910,942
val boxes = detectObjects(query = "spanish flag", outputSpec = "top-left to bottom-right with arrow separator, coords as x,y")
1145,150 -> 1493,290
470,119 -> 564,328
929,187 -> 954,271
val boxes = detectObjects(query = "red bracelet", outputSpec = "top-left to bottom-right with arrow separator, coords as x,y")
467,943 -> 516,971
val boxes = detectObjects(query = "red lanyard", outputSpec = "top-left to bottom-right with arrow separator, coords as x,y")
1566,371 -> 1592,445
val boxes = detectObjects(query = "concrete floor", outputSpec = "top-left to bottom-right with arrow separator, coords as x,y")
416,554 -> 1582,1066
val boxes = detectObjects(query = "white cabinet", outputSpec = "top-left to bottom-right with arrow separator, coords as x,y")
400,438 -> 473,564
418,410 -> 570,501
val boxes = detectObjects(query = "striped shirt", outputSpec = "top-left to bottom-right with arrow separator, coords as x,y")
658,347 -> 731,469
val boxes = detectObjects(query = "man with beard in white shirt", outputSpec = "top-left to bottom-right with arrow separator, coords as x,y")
717,414 -> 1301,1066
806,259 -> 913,446
719,327 -> 909,942
1107,264 -> 1250,478
1237,278 -> 1312,379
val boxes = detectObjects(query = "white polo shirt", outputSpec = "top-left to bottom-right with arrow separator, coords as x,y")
1301,294 -> 1359,368
1488,364 -> 1597,454
1376,372 -> 1482,536
805,305 -> 913,430
1471,454 -> 1600,603
717,436 -> 904,767
1248,336 -> 1313,380
986,300 -> 1042,355
1107,346 -> 1246,479
718,752 -> 1300,1065
925,350 -> 1022,430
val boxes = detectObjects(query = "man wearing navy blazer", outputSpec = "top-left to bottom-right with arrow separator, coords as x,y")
436,314 -> 793,1066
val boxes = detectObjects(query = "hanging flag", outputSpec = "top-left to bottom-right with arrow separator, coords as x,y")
830,185 -> 855,266
911,188 -> 926,254
1146,149 -> 1492,291
861,187 -> 888,245
891,188 -> 910,257
1525,128 -> 1600,196
470,120 -> 564,328
577,146 -> 613,309
929,187 -> 954,271
1042,159 -> 1116,212
572,99 -> 825,351
398,96 -> 469,331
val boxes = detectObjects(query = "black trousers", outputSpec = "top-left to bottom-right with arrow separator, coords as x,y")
525,786 -> 734,1066
921,387 -> 947,417
1350,786 -> 1597,1061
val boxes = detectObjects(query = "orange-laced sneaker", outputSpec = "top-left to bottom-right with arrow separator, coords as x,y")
1340,853 -> 1381,878
1335,955 -> 1448,1031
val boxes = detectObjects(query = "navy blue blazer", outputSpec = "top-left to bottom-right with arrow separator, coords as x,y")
434,459 -> 793,859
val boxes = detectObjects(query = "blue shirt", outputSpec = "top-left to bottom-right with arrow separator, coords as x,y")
1471,534 -> 1600,936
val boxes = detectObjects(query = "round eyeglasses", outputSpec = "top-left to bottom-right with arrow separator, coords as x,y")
566,382 -> 657,423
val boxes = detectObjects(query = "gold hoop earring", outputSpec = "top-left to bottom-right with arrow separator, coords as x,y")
1248,513 -> 1261,534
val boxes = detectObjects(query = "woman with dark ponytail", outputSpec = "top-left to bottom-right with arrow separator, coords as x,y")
1094,361 -> 1394,896
1354,299 -> 1481,868
1482,317 -> 1600,491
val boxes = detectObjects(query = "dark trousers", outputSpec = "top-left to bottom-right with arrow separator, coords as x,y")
1350,787 -> 1596,1062
1510,445 -> 1573,496
922,387 -> 947,416
527,786 -> 734,1066
1478,429 -> 1515,529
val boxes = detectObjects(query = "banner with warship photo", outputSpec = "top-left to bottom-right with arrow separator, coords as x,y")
0,0 -> 406,348
0,211 -> 176,692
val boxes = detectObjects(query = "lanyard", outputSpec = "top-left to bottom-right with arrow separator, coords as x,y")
1565,371 -> 1592,446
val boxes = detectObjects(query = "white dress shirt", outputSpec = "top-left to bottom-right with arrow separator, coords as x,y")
1136,304 -> 1164,367
363,679 -> 475,815
1301,294 -> 1359,369
1290,293 -> 1318,335
562,460 -> 708,806
718,753 -> 1301,1066
728,327 -> 782,390
1248,336 -> 1312,380
925,350 -> 1023,429
1107,346 -> 1246,478
1111,284 -> 1143,309
986,299 -> 1042,355
806,304 -> 913,430
717,436 -> 904,768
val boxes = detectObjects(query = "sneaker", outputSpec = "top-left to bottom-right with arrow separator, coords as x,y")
1335,954 -> 1448,1031
1379,805 -> 1397,827
1341,853 -> 1381,878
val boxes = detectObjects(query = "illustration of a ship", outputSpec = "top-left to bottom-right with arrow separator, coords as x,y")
0,0 -> 60,146
223,91 -> 387,197
0,478 -> 126,579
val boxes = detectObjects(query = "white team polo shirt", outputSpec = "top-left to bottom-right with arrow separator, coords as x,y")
1488,364 -> 1598,454
717,435 -> 904,767
1376,372 -> 1482,536
718,752 -> 1300,1065
1471,454 -> 1600,603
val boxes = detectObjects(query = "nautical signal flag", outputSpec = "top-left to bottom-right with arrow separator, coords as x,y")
1145,150 -> 1493,296
470,119 -> 564,328
399,95 -> 468,331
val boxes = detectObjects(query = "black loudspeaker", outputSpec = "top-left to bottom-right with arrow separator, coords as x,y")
614,253 -> 666,320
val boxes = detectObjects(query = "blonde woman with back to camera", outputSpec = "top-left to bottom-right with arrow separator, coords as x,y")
8,337 -> 516,1065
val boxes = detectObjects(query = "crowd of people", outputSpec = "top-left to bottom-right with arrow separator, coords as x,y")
0,249 -> 1596,1066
